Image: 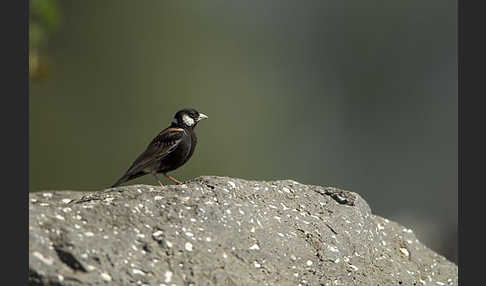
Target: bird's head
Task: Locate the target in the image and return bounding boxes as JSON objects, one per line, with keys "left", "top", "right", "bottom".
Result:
{"left": 171, "top": 108, "right": 208, "bottom": 129}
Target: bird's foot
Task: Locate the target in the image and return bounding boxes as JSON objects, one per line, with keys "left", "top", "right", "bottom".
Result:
{"left": 164, "top": 174, "right": 184, "bottom": 185}
{"left": 151, "top": 172, "right": 164, "bottom": 187}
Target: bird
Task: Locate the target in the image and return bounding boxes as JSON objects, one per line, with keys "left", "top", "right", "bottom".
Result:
{"left": 111, "top": 108, "right": 208, "bottom": 188}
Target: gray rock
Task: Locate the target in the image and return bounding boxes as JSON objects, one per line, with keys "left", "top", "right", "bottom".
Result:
{"left": 29, "top": 176, "right": 457, "bottom": 286}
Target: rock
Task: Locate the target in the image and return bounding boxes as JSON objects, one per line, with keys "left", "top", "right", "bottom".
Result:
{"left": 29, "top": 176, "right": 457, "bottom": 286}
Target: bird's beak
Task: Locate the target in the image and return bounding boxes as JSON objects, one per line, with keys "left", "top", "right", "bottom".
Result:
{"left": 197, "top": 113, "right": 208, "bottom": 121}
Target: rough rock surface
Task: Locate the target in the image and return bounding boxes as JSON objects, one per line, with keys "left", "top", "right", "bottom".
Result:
{"left": 29, "top": 176, "right": 457, "bottom": 286}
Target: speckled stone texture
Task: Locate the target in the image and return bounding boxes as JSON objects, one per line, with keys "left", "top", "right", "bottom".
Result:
{"left": 29, "top": 176, "right": 457, "bottom": 286}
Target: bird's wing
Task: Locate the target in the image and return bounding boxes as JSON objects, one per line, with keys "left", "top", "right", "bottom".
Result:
{"left": 124, "top": 128, "right": 187, "bottom": 175}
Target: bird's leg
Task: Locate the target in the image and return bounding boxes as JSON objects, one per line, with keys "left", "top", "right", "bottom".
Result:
{"left": 163, "top": 173, "right": 183, "bottom": 185}
{"left": 151, "top": 172, "right": 164, "bottom": 187}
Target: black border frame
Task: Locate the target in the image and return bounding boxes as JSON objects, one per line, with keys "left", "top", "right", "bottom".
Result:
{"left": 3, "top": 0, "right": 29, "bottom": 284}
{"left": 458, "top": 0, "right": 483, "bottom": 284}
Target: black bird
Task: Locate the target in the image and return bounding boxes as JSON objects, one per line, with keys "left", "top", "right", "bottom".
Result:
{"left": 111, "top": 108, "right": 208, "bottom": 188}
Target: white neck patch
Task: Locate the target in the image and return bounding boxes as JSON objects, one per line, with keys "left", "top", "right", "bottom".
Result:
{"left": 182, "top": 114, "right": 195, "bottom": 126}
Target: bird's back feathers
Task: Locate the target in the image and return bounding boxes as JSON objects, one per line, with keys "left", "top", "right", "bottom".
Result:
{"left": 111, "top": 128, "right": 188, "bottom": 187}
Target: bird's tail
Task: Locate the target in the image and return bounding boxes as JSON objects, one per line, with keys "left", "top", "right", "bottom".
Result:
{"left": 110, "top": 171, "right": 146, "bottom": 188}
{"left": 110, "top": 175, "right": 127, "bottom": 188}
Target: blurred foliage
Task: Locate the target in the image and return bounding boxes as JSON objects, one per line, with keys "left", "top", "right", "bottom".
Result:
{"left": 29, "top": 0, "right": 60, "bottom": 80}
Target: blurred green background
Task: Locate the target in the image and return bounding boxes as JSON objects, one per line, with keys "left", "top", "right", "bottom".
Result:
{"left": 29, "top": 0, "right": 457, "bottom": 263}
